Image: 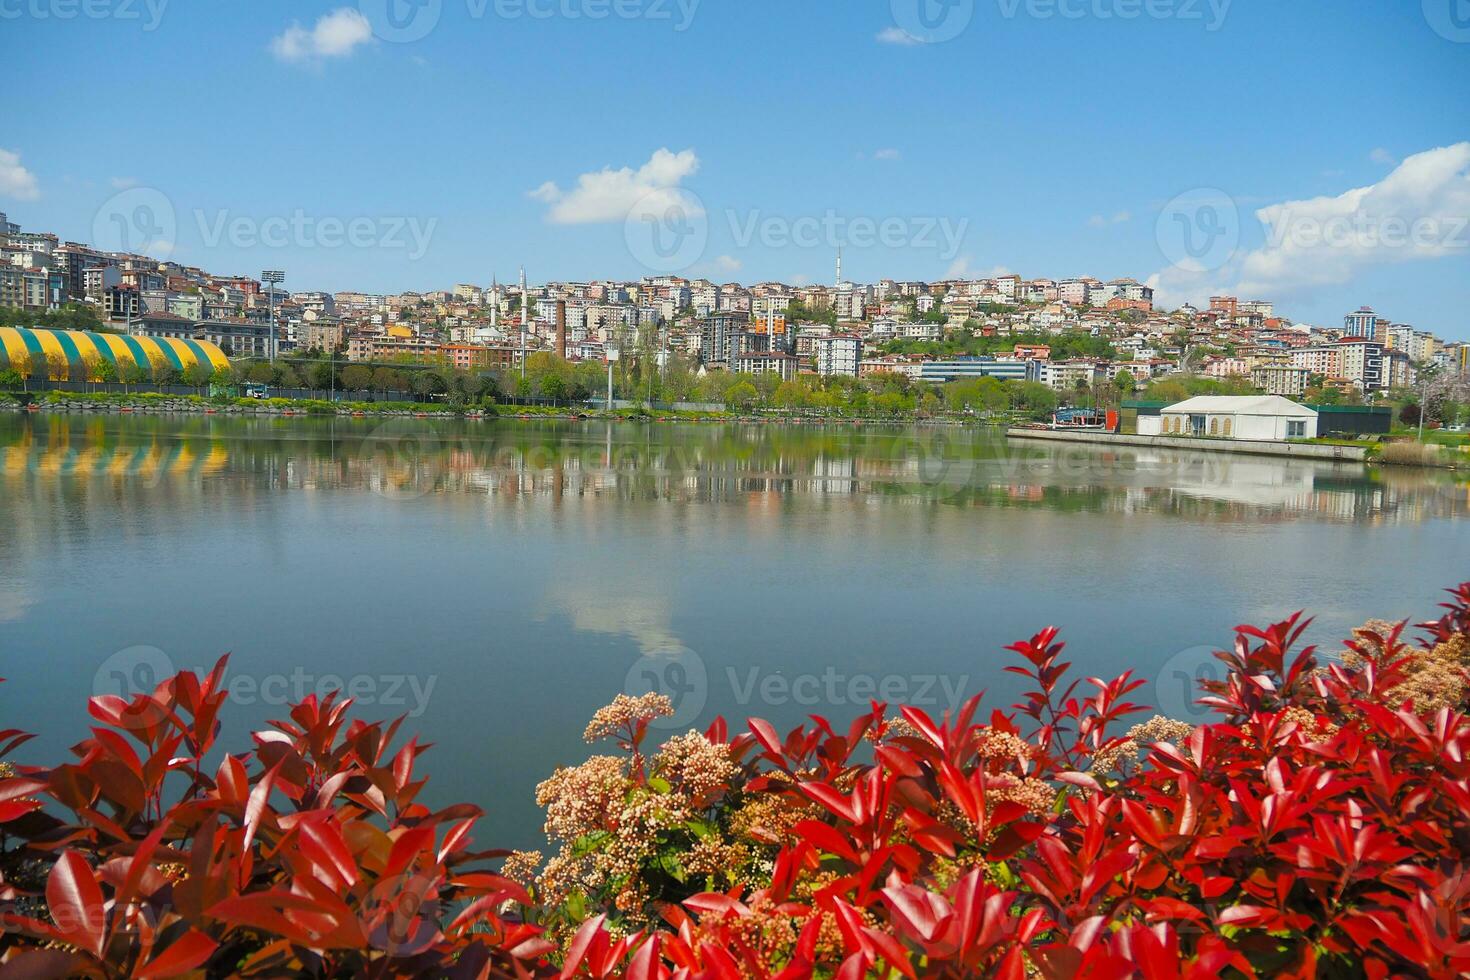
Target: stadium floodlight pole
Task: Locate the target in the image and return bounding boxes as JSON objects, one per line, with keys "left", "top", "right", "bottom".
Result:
{"left": 606, "top": 344, "right": 620, "bottom": 410}
{"left": 262, "top": 270, "right": 285, "bottom": 365}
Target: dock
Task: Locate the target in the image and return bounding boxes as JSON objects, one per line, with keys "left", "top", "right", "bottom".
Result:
{"left": 1005, "top": 427, "right": 1369, "bottom": 462}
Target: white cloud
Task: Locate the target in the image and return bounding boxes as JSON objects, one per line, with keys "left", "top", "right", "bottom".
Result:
{"left": 713, "top": 254, "right": 742, "bottom": 272}
{"left": 1369, "top": 147, "right": 1398, "bottom": 166}
{"left": 529, "top": 148, "right": 701, "bottom": 225}
{"left": 876, "top": 26, "right": 923, "bottom": 45}
{"left": 945, "top": 257, "right": 1012, "bottom": 279}
{"left": 1089, "top": 211, "right": 1131, "bottom": 228}
{"left": 1150, "top": 142, "right": 1470, "bottom": 307}
{"left": 110, "top": 176, "right": 139, "bottom": 190}
{"left": 527, "top": 181, "right": 560, "bottom": 203}
{"left": 0, "top": 149, "right": 39, "bottom": 200}
{"left": 270, "top": 8, "right": 373, "bottom": 63}
{"left": 873, "top": 148, "right": 902, "bottom": 161}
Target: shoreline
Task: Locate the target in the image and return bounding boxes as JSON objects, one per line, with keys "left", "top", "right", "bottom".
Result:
{"left": 1006, "top": 425, "right": 1466, "bottom": 470}
{"left": 0, "top": 392, "right": 986, "bottom": 427}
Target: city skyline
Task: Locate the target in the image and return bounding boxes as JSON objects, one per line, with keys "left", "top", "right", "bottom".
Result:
{"left": 2, "top": 1, "right": 1468, "bottom": 338}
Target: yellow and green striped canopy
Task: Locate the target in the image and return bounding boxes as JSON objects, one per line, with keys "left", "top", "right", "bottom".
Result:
{"left": 0, "top": 326, "right": 230, "bottom": 381}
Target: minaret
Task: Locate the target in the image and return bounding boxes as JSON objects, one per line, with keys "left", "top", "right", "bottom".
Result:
{"left": 835, "top": 247, "right": 842, "bottom": 287}
{"left": 518, "top": 266, "right": 528, "bottom": 378}
{"left": 490, "top": 275, "right": 499, "bottom": 327}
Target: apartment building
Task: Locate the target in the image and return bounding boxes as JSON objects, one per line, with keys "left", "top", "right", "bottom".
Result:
{"left": 1042, "top": 359, "right": 1105, "bottom": 390}
{"left": 1251, "top": 364, "right": 1310, "bottom": 397}
{"left": 916, "top": 357, "right": 1038, "bottom": 384}
{"left": 813, "top": 334, "right": 862, "bottom": 377}
{"left": 731, "top": 351, "right": 797, "bottom": 380}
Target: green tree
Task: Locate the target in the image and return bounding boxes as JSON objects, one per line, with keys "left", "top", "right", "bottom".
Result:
{"left": 725, "top": 380, "right": 758, "bottom": 411}
{"left": 308, "top": 361, "right": 337, "bottom": 390}
{"left": 1011, "top": 381, "right": 1058, "bottom": 416}
{"left": 119, "top": 360, "right": 148, "bottom": 390}
{"left": 1114, "top": 370, "right": 1137, "bottom": 394}
{"left": 340, "top": 365, "right": 373, "bottom": 391}
{"left": 183, "top": 361, "right": 213, "bottom": 389}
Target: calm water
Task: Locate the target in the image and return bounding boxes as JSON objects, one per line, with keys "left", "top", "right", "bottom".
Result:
{"left": 1, "top": 413, "right": 1466, "bottom": 845}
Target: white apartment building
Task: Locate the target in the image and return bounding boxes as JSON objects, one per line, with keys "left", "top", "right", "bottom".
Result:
{"left": 1251, "top": 364, "right": 1310, "bottom": 397}
{"left": 814, "top": 334, "right": 862, "bottom": 377}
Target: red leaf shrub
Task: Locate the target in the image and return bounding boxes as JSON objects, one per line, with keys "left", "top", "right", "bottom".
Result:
{"left": 2, "top": 585, "right": 1468, "bottom": 977}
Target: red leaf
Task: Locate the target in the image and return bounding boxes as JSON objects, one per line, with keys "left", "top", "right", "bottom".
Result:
{"left": 46, "top": 851, "right": 106, "bottom": 958}
{"left": 134, "top": 930, "right": 219, "bottom": 979}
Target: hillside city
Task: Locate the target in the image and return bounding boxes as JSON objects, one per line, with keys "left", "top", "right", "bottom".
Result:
{"left": 2, "top": 209, "right": 1466, "bottom": 415}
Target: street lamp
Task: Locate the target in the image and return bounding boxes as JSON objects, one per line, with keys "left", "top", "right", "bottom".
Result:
{"left": 261, "top": 270, "right": 285, "bottom": 364}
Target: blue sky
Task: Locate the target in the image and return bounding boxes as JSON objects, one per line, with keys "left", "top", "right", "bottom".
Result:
{"left": 3, "top": 0, "right": 1469, "bottom": 337}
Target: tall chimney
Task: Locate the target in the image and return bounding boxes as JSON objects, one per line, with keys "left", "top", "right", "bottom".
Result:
{"left": 555, "top": 300, "right": 567, "bottom": 359}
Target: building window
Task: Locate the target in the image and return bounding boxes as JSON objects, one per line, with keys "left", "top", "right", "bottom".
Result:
{"left": 1223, "top": 418, "right": 1232, "bottom": 437}
{"left": 1287, "top": 420, "right": 1306, "bottom": 438}
{"left": 1209, "top": 418, "right": 1219, "bottom": 436}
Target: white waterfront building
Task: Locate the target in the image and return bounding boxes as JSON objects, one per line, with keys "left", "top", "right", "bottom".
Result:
{"left": 1141, "top": 395, "right": 1318, "bottom": 441}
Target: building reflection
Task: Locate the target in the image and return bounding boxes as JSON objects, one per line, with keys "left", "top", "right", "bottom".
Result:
{"left": 1, "top": 414, "right": 1465, "bottom": 525}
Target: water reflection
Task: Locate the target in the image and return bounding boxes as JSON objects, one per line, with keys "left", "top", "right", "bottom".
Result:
{"left": 1, "top": 413, "right": 1465, "bottom": 523}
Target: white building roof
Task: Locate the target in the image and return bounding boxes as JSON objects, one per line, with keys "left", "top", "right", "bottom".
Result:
{"left": 1163, "top": 395, "right": 1317, "bottom": 417}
